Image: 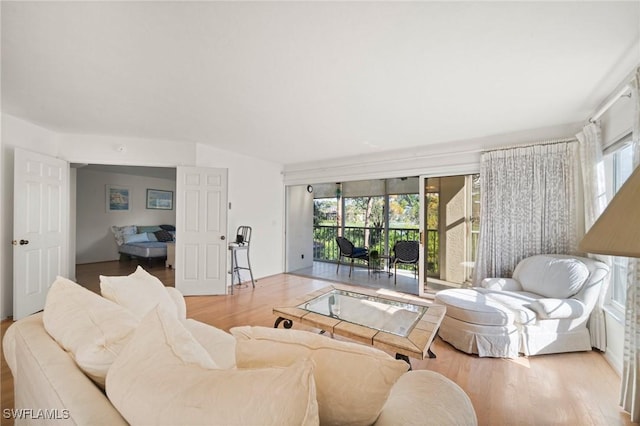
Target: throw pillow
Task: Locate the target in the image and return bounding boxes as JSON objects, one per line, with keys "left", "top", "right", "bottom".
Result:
{"left": 154, "top": 229, "right": 173, "bottom": 242}
{"left": 230, "top": 326, "right": 408, "bottom": 426}
{"left": 123, "top": 232, "right": 150, "bottom": 244}
{"left": 110, "top": 225, "right": 137, "bottom": 246}
{"left": 159, "top": 224, "right": 176, "bottom": 231}
{"left": 100, "top": 265, "right": 178, "bottom": 320}
{"left": 107, "top": 307, "right": 319, "bottom": 426}
{"left": 42, "top": 276, "right": 139, "bottom": 387}
{"left": 137, "top": 225, "right": 162, "bottom": 233}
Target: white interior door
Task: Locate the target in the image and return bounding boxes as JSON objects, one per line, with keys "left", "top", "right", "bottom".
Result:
{"left": 175, "top": 166, "right": 228, "bottom": 295}
{"left": 13, "top": 148, "right": 69, "bottom": 320}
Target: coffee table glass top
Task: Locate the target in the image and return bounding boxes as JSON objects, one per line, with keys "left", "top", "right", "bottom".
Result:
{"left": 297, "top": 289, "right": 428, "bottom": 337}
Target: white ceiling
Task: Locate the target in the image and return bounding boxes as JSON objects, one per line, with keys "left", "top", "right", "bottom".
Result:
{"left": 2, "top": 1, "right": 639, "bottom": 165}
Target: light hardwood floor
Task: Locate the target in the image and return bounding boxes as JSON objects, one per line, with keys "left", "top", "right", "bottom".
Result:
{"left": 1, "top": 260, "right": 635, "bottom": 426}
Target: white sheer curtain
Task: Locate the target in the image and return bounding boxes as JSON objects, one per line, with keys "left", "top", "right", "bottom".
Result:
{"left": 576, "top": 123, "right": 609, "bottom": 350}
{"left": 473, "top": 141, "right": 579, "bottom": 282}
{"left": 620, "top": 67, "right": 640, "bottom": 423}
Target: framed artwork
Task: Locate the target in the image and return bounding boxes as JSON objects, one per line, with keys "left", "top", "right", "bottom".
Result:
{"left": 106, "top": 185, "right": 131, "bottom": 212}
{"left": 146, "top": 189, "right": 173, "bottom": 210}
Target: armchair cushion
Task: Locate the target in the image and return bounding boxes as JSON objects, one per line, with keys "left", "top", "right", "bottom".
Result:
{"left": 107, "top": 308, "right": 319, "bottom": 426}
{"left": 231, "top": 325, "right": 408, "bottom": 426}
{"left": 352, "top": 247, "right": 368, "bottom": 258}
{"left": 480, "top": 278, "right": 522, "bottom": 291}
{"left": 514, "top": 255, "right": 590, "bottom": 299}
{"left": 528, "top": 298, "right": 586, "bottom": 320}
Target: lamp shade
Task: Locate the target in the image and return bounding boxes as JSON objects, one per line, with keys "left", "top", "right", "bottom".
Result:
{"left": 579, "top": 164, "right": 640, "bottom": 257}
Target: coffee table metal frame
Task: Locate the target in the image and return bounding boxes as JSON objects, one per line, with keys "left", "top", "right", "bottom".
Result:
{"left": 273, "top": 284, "right": 446, "bottom": 366}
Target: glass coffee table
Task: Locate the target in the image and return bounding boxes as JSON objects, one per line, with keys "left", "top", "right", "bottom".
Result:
{"left": 273, "top": 284, "right": 446, "bottom": 366}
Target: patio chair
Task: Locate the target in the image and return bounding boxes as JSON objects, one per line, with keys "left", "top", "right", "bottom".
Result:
{"left": 391, "top": 240, "right": 419, "bottom": 285}
{"left": 336, "top": 236, "right": 368, "bottom": 277}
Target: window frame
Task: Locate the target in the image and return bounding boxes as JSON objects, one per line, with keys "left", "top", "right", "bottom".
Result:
{"left": 602, "top": 133, "right": 634, "bottom": 321}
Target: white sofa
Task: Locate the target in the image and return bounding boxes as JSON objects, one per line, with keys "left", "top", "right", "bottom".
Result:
{"left": 3, "top": 267, "right": 477, "bottom": 426}
{"left": 435, "top": 254, "right": 609, "bottom": 358}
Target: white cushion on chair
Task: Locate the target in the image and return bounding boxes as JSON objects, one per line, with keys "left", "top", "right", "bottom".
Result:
{"left": 435, "top": 289, "right": 514, "bottom": 326}
{"left": 528, "top": 298, "right": 587, "bottom": 319}
{"left": 514, "top": 255, "right": 589, "bottom": 298}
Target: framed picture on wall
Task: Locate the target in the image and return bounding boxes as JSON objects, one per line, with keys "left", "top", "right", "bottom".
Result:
{"left": 146, "top": 189, "right": 173, "bottom": 210}
{"left": 106, "top": 185, "right": 131, "bottom": 212}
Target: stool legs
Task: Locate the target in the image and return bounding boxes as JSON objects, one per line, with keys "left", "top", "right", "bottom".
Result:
{"left": 229, "top": 246, "right": 255, "bottom": 295}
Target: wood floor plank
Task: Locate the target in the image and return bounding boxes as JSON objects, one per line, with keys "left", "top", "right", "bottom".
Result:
{"left": 1, "top": 261, "right": 635, "bottom": 426}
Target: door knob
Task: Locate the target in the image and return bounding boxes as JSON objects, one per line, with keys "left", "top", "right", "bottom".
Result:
{"left": 20, "top": 239, "right": 29, "bottom": 245}
{"left": 220, "top": 236, "right": 226, "bottom": 240}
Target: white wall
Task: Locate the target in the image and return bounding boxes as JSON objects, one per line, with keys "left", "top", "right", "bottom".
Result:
{"left": 195, "top": 144, "right": 285, "bottom": 283}
{"left": 285, "top": 185, "right": 314, "bottom": 272}
{"left": 75, "top": 167, "right": 177, "bottom": 264}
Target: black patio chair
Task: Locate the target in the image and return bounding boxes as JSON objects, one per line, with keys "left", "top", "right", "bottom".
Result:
{"left": 335, "top": 236, "right": 368, "bottom": 277}
{"left": 391, "top": 240, "right": 419, "bottom": 285}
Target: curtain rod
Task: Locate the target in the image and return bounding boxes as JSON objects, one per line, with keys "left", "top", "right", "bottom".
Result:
{"left": 589, "top": 84, "right": 632, "bottom": 123}
{"left": 481, "top": 137, "right": 577, "bottom": 154}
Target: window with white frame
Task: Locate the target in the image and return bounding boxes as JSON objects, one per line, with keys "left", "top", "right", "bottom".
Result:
{"left": 604, "top": 135, "right": 634, "bottom": 310}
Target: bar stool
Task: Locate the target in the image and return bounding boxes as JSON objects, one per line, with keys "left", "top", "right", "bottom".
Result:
{"left": 229, "top": 226, "right": 255, "bottom": 295}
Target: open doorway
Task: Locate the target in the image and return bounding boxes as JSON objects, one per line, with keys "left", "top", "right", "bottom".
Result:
{"left": 422, "top": 174, "right": 480, "bottom": 292}
{"left": 71, "top": 164, "right": 177, "bottom": 291}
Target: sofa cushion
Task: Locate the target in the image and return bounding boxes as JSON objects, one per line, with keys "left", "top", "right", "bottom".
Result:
{"left": 514, "top": 255, "right": 589, "bottom": 299}
{"left": 230, "top": 325, "right": 408, "bottom": 426}
{"left": 184, "top": 319, "right": 237, "bottom": 369}
{"left": 528, "top": 298, "right": 587, "bottom": 320}
{"left": 100, "top": 265, "right": 178, "bottom": 320}
{"left": 42, "top": 276, "right": 139, "bottom": 387}
{"left": 107, "top": 308, "right": 319, "bottom": 426}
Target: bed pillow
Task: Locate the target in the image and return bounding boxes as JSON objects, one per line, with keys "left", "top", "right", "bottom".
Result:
{"left": 154, "top": 229, "right": 173, "bottom": 242}
{"left": 100, "top": 265, "right": 178, "bottom": 320}
{"left": 137, "top": 225, "right": 162, "bottom": 233}
{"left": 231, "top": 325, "right": 408, "bottom": 426}
{"left": 107, "top": 307, "right": 319, "bottom": 426}
{"left": 42, "top": 276, "right": 139, "bottom": 387}
{"left": 124, "top": 232, "right": 150, "bottom": 244}
{"left": 110, "top": 225, "right": 137, "bottom": 246}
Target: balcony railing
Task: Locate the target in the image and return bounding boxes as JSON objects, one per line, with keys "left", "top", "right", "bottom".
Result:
{"left": 313, "top": 225, "right": 439, "bottom": 275}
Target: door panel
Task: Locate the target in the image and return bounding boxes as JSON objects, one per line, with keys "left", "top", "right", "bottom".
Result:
{"left": 14, "top": 148, "right": 68, "bottom": 320}
{"left": 175, "top": 167, "right": 228, "bottom": 295}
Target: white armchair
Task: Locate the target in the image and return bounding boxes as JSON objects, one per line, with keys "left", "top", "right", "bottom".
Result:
{"left": 435, "top": 254, "right": 609, "bottom": 357}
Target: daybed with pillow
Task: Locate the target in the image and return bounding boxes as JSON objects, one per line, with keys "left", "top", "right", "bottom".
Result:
{"left": 111, "top": 224, "right": 175, "bottom": 262}
{"left": 435, "top": 254, "right": 609, "bottom": 358}
{"left": 3, "top": 267, "right": 478, "bottom": 426}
